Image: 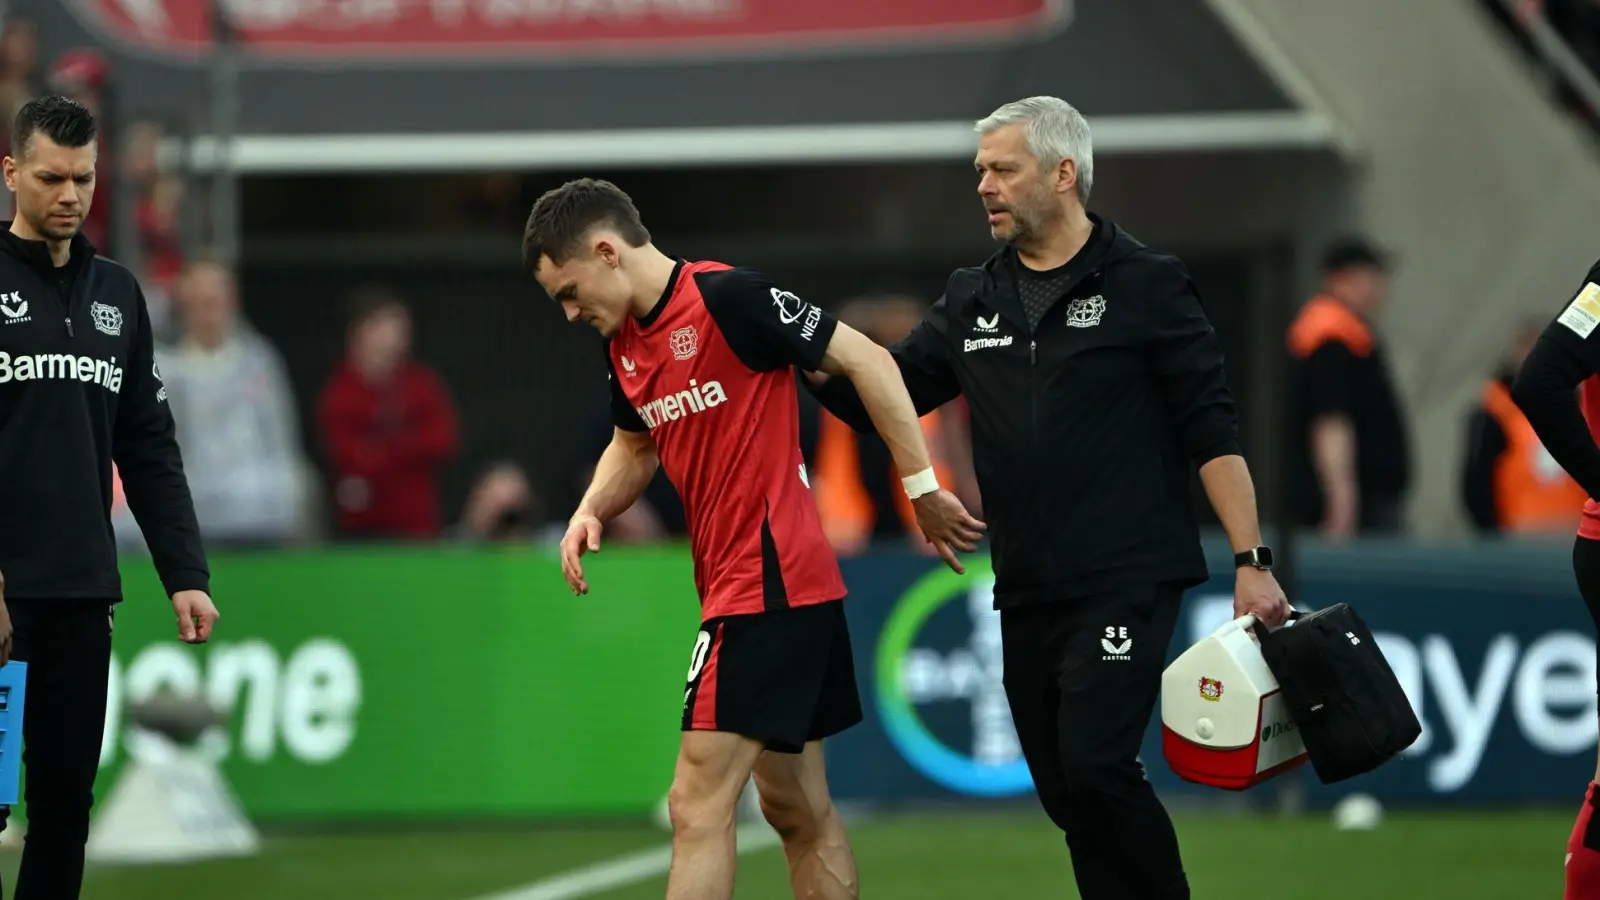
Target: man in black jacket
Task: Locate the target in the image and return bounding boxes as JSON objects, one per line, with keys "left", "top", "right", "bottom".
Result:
{"left": 806, "top": 96, "right": 1287, "bottom": 899}
{"left": 0, "top": 96, "right": 218, "bottom": 900}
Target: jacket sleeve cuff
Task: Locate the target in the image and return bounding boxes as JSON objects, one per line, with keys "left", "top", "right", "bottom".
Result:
{"left": 160, "top": 568, "right": 211, "bottom": 597}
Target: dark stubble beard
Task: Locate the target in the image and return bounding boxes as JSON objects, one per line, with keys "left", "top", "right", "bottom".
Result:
{"left": 999, "top": 178, "right": 1062, "bottom": 256}
{"left": 26, "top": 208, "right": 80, "bottom": 243}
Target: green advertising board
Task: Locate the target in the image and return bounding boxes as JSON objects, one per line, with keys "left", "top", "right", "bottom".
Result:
{"left": 89, "top": 546, "right": 704, "bottom": 822}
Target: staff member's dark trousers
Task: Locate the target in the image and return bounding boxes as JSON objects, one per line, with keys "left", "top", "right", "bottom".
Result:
{"left": 0, "top": 599, "right": 115, "bottom": 900}
{"left": 1001, "top": 582, "right": 1189, "bottom": 900}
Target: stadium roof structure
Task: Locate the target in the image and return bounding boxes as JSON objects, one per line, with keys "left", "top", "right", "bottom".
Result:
{"left": 35, "top": 0, "right": 1350, "bottom": 173}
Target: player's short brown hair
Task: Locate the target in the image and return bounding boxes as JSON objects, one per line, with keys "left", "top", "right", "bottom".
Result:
{"left": 522, "top": 178, "right": 651, "bottom": 273}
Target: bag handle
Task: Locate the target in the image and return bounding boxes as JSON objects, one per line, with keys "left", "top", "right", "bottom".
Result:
{"left": 1249, "top": 608, "right": 1304, "bottom": 643}
{"left": 1208, "top": 609, "right": 1304, "bottom": 643}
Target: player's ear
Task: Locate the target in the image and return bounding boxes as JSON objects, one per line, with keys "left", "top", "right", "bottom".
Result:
{"left": 2, "top": 156, "right": 16, "bottom": 192}
{"left": 594, "top": 237, "right": 620, "bottom": 269}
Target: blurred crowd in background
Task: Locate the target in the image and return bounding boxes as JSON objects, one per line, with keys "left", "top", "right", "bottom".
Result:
{"left": 1488, "top": 0, "right": 1600, "bottom": 127}
{"left": 0, "top": 6, "right": 1589, "bottom": 558}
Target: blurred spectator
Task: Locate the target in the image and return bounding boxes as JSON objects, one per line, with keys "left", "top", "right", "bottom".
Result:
{"left": 811, "top": 294, "right": 979, "bottom": 555}
{"left": 1286, "top": 237, "right": 1412, "bottom": 537}
{"left": 156, "top": 259, "right": 313, "bottom": 546}
{"left": 127, "top": 122, "right": 184, "bottom": 281}
{"left": 451, "top": 460, "right": 562, "bottom": 545}
{"left": 1461, "top": 320, "right": 1587, "bottom": 533}
{"left": 0, "top": 19, "right": 39, "bottom": 150}
{"left": 318, "top": 287, "right": 461, "bottom": 540}
{"left": 0, "top": 17, "right": 37, "bottom": 221}
{"left": 125, "top": 120, "right": 185, "bottom": 340}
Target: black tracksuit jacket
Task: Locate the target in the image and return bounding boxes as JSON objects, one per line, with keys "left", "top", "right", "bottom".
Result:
{"left": 0, "top": 227, "right": 208, "bottom": 600}
{"left": 808, "top": 215, "right": 1241, "bottom": 608}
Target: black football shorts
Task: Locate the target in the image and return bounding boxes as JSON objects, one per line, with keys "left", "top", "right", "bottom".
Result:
{"left": 681, "top": 598, "right": 862, "bottom": 753}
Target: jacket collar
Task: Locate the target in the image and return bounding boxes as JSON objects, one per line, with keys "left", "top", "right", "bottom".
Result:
{"left": 0, "top": 221, "right": 96, "bottom": 277}
{"left": 971, "top": 212, "right": 1131, "bottom": 334}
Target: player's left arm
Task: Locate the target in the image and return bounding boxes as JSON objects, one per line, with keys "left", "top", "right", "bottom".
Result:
{"left": 1143, "top": 255, "right": 1285, "bottom": 625}
{"left": 112, "top": 283, "right": 217, "bottom": 643}
{"left": 699, "top": 269, "right": 984, "bottom": 571}
{"left": 1512, "top": 263, "right": 1600, "bottom": 500}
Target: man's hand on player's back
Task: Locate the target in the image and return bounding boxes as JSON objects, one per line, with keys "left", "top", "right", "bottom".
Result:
{"left": 911, "top": 490, "right": 986, "bottom": 574}
{"left": 562, "top": 513, "right": 604, "bottom": 595}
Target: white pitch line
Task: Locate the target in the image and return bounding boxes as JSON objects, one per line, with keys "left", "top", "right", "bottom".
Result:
{"left": 469, "top": 824, "right": 783, "bottom": 900}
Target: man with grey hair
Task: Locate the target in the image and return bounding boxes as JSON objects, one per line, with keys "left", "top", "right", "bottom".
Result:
{"left": 806, "top": 96, "right": 1287, "bottom": 898}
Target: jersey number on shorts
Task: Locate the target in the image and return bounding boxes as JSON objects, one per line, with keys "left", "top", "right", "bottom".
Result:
{"left": 687, "top": 629, "right": 713, "bottom": 682}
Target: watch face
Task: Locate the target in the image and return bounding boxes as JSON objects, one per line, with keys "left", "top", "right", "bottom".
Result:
{"left": 1238, "top": 547, "right": 1273, "bottom": 568}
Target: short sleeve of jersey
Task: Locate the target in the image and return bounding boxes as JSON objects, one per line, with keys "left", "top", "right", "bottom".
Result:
{"left": 606, "top": 354, "right": 648, "bottom": 432}
{"left": 695, "top": 268, "right": 840, "bottom": 372}
{"left": 1543, "top": 260, "right": 1600, "bottom": 372}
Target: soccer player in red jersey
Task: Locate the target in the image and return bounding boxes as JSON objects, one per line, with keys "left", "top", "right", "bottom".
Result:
{"left": 523, "top": 179, "right": 984, "bottom": 900}
{"left": 1512, "top": 257, "right": 1600, "bottom": 900}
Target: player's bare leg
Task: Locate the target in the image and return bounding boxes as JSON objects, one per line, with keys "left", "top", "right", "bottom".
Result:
{"left": 666, "top": 731, "right": 766, "bottom": 900}
{"left": 753, "top": 740, "right": 859, "bottom": 900}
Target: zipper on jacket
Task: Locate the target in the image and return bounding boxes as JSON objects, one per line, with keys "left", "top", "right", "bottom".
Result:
{"left": 1029, "top": 337, "right": 1045, "bottom": 585}
{"left": 55, "top": 271, "right": 75, "bottom": 338}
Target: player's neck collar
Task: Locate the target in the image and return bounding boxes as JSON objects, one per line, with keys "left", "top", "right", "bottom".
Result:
{"left": 636, "top": 256, "right": 686, "bottom": 330}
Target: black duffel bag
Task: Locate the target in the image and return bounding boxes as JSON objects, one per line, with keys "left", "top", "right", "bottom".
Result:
{"left": 1253, "top": 603, "right": 1421, "bottom": 785}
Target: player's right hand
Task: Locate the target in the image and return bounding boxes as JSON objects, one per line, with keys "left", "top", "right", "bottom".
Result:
{"left": 561, "top": 513, "right": 604, "bottom": 595}
{"left": 911, "top": 490, "right": 986, "bottom": 575}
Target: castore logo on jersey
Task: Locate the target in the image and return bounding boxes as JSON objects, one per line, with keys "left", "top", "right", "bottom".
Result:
{"left": 0, "top": 291, "right": 28, "bottom": 324}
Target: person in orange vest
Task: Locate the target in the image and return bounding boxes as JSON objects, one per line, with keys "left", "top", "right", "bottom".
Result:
{"left": 1285, "top": 237, "right": 1412, "bottom": 536}
{"left": 1462, "top": 321, "right": 1588, "bottom": 533}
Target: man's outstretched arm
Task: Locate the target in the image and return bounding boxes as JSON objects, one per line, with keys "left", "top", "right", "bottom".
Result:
{"left": 802, "top": 294, "right": 963, "bottom": 433}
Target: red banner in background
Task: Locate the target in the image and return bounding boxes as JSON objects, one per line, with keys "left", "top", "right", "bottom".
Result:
{"left": 72, "top": 0, "right": 1067, "bottom": 58}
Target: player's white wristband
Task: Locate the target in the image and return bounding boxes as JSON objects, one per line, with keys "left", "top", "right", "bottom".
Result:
{"left": 902, "top": 467, "right": 940, "bottom": 500}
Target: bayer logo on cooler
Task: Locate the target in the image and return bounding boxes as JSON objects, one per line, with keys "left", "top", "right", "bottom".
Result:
{"left": 877, "top": 563, "right": 1034, "bottom": 797}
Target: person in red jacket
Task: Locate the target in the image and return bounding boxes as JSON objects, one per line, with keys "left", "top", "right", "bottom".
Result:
{"left": 317, "top": 288, "right": 460, "bottom": 539}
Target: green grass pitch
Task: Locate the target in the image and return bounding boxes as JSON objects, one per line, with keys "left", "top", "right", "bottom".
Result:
{"left": 13, "top": 808, "right": 1570, "bottom": 899}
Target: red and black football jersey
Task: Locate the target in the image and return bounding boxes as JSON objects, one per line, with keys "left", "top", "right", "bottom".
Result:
{"left": 607, "top": 259, "right": 847, "bottom": 619}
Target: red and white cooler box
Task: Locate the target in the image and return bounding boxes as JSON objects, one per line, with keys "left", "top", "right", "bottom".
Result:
{"left": 1161, "top": 614, "right": 1309, "bottom": 790}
